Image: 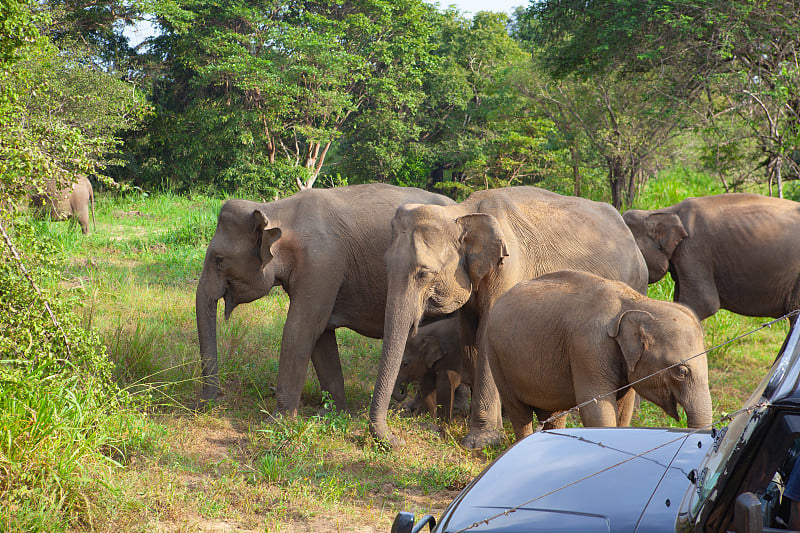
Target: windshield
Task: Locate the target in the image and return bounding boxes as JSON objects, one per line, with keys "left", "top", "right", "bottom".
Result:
{"left": 684, "top": 319, "right": 800, "bottom": 519}
{"left": 686, "top": 393, "right": 769, "bottom": 516}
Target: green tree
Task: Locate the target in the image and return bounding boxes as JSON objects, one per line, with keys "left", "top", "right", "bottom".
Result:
{"left": 519, "top": 1, "right": 707, "bottom": 208}
{"left": 128, "top": 0, "right": 438, "bottom": 194}
{"left": 528, "top": 0, "right": 800, "bottom": 198}
{"left": 407, "top": 10, "right": 567, "bottom": 197}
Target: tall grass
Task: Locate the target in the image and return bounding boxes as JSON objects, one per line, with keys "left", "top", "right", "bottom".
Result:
{"left": 0, "top": 220, "right": 154, "bottom": 531}
{"left": 635, "top": 168, "right": 725, "bottom": 208}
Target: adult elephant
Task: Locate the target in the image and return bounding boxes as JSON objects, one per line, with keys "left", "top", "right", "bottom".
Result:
{"left": 622, "top": 193, "right": 800, "bottom": 321}
{"left": 31, "top": 176, "right": 95, "bottom": 234}
{"left": 369, "top": 186, "right": 649, "bottom": 448}
{"left": 196, "top": 184, "right": 454, "bottom": 414}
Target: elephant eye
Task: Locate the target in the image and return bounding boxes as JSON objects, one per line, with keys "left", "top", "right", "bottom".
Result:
{"left": 673, "top": 364, "right": 690, "bottom": 380}
{"left": 415, "top": 268, "right": 434, "bottom": 281}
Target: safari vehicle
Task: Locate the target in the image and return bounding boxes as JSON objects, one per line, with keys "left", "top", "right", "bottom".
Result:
{"left": 393, "top": 314, "right": 800, "bottom": 533}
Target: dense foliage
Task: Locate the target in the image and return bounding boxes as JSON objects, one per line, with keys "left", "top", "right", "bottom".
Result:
{"left": 0, "top": 2, "right": 146, "bottom": 529}
{"left": 100, "top": 0, "right": 798, "bottom": 203}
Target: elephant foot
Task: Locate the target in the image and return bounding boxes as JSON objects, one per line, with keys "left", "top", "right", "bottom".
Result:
{"left": 461, "top": 428, "right": 502, "bottom": 450}
{"left": 369, "top": 422, "right": 406, "bottom": 448}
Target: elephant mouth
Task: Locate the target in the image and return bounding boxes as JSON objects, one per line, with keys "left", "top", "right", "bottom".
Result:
{"left": 223, "top": 290, "right": 237, "bottom": 320}
{"left": 664, "top": 395, "right": 680, "bottom": 422}
{"left": 427, "top": 289, "right": 471, "bottom": 316}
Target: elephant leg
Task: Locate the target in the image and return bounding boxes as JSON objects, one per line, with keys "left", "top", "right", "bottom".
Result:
{"left": 76, "top": 206, "right": 90, "bottom": 234}
{"left": 452, "top": 383, "right": 471, "bottom": 416}
{"left": 462, "top": 327, "right": 503, "bottom": 449}
{"left": 275, "top": 288, "right": 338, "bottom": 417}
{"left": 71, "top": 194, "right": 90, "bottom": 234}
{"left": 419, "top": 373, "right": 438, "bottom": 419}
{"left": 786, "top": 278, "right": 800, "bottom": 326}
{"left": 616, "top": 388, "right": 637, "bottom": 427}
{"left": 503, "top": 399, "right": 534, "bottom": 441}
{"left": 309, "top": 329, "right": 346, "bottom": 412}
{"left": 672, "top": 259, "right": 720, "bottom": 320}
{"left": 534, "top": 408, "right": 567, "bottom": 430}
{"left": 436, "top": 370, "right": 461, "bottom": 423}
{"left": 578, "top": 396, "right": 619, "bottom": 427}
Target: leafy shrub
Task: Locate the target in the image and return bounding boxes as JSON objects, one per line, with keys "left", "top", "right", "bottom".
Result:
{"left": 0, "top": 221, "right": 143, "bottom": 531}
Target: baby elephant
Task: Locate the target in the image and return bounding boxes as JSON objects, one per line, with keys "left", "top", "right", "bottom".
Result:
{"left": 31, "top": 176, "right": 95, "bottom": 234}
{"left": 484, "top": 270, "right": 712, "bottom": 441}
{"left": 392, "top": 317, "right": 470, "bottom": 422}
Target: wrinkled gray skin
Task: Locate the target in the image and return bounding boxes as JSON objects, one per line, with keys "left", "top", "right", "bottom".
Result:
{"left": 486, "top": 270, "right": 713, "bottom": 442}
{"left": 370, "top": 186, "right": 649, "bottom": 448}
{"left": 623, "top": 193, "right": 800, "bottom": 322}
{"left": 196, "top": 184, "right": 454, "bottom": 413}
{"left": 392, "top": 316, "right": 470, "bottom": 422}
{"left": 31, "top": 176, "right": 95, "bottom": 234}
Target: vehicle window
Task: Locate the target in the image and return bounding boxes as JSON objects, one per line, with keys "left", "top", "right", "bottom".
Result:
{"left": 705, "top": 414, "right": 800, "bottom": 532}
{"left": 689, "top": 397, "right": 771, "bottom": 516}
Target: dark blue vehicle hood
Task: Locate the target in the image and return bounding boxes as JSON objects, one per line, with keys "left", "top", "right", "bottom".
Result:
{"left": 434, "top": 427, "right": 713, "bottom": 533}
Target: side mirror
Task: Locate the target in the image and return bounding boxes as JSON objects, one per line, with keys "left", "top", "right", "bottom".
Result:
{"left": 391, "top": 512, "right": 436, "bottom": 533}
{"left": 734, "top": 492, "right": 763, "bottom": 533}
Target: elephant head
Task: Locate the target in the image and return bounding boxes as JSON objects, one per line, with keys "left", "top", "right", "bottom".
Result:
{"left": 196, "top": 200, "right": 282, "bottom": 401}
{"left": 392, "top": 335, "right": 445, "bottom": 402}
{"left": 608, "top": 307, "right": 712, "bottom": 428}
{"left": 622, "top": 210, "right": 688, "bottom": 284}
{"left": 370, "top": 204, "right": 508, "bottom": 444}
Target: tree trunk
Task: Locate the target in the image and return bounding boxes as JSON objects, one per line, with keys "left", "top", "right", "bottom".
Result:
{"left": 571, "top": 145, "right": 581, "bottom": 197}
{"left": 607, "top": 157, "right": 624, "bottom": 210}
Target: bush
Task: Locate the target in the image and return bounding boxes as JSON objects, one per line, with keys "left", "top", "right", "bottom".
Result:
{"left": 0, "top": 221, "right": 143, "bottom": 531}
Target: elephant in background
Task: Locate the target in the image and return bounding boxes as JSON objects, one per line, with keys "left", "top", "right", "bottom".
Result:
{"left": 31, "top": 176, "right": 95, "bottom": 234}
{"left": 485, "top": 270, "right": 712, "bottom": 442}
{"left": 196, "top": 183, "right": 454, "bottom": 414}
{"left": 370, "top": 186, "right": 648, "bottom": 449}
{"left": 392, "top": 316, "right": 471, "bottom": 422}
{"left": 623, "top": 193, "right": 800, "bottom": 321}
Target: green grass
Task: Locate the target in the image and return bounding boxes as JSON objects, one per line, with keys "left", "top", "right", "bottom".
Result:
{"left": 16, "top": 180, "right": 792, "bottom": 531}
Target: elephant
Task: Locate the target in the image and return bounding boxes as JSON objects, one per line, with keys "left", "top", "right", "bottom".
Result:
{"left": 369, "top": 186, "right": 649, "bottom": 448}
{"left": 623, "top": 193, "right": 800, "bottom": 321}
{"left": 196, "top": 183, "right": 454, "bottom": 414}
{"left": 392, "top": 316, "right": 471, "bottom": 422}
{"left": 31, "top": 176, "right": 95, "bottom": 234}
{"left": 485, "top": 270, "right": 713, "bottom": 441}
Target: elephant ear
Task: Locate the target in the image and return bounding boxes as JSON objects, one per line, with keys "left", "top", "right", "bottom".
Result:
{"left": 251, "top": 209, "right": 282, "bottom": 265}
{"left": 456, "top": 213, "right": 509, "bottom": 286}
{"left": 645, "top": 212, "right": 687, "bottom": 259}
{"left": 608, "top": 310, "right": 656, "bottom": 375}
{"left": 421, "top": 337, "right": 445, "bottom": 369}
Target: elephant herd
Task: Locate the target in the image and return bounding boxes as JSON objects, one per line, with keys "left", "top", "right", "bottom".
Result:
{"left": 195, "top": 183, "right": 800, "bottom": 449}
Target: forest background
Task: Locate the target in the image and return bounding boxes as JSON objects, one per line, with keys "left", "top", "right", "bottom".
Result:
{"left": 1, "top": 0, "right": 799, "bottom": 531}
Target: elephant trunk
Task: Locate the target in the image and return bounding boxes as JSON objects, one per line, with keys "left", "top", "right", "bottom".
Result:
{"left": 684, "top": 386, "right": 713, "bottom": 429}
{"left": 392, "top": 381, "right": 409, "bottom": 402}
{"left": 370, "top": 287, "right": 423, "bottom": 446}
{"left": 196, "top": 266, "right": 225, "bottom": 402}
